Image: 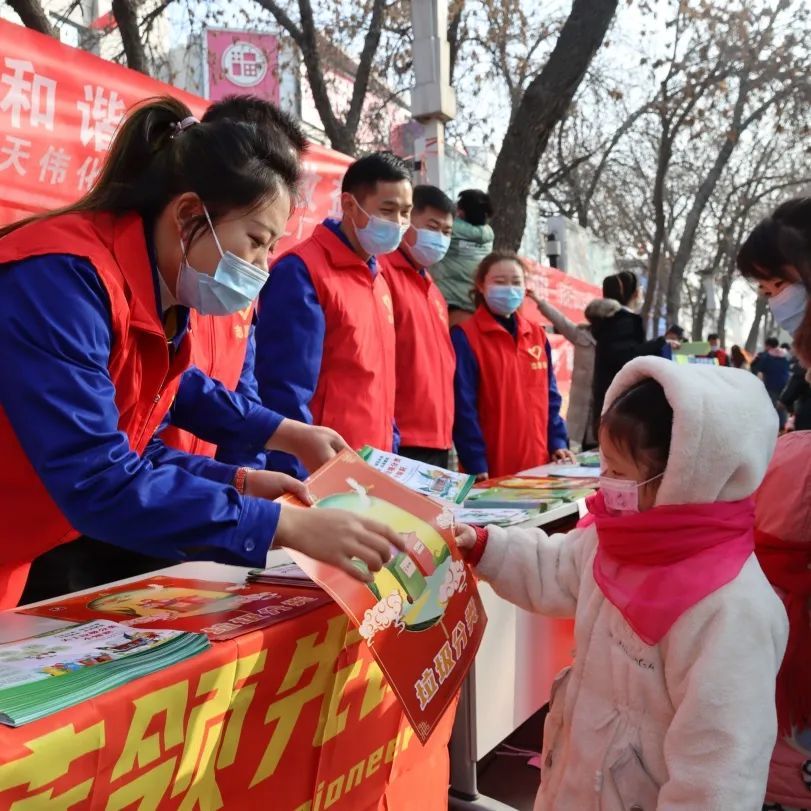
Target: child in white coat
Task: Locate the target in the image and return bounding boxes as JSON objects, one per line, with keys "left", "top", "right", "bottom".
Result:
{"left": 457, "top": 356, "right": 789, "bottom": 811}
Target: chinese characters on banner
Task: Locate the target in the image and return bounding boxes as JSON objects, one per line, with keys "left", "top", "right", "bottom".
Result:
{"left": 206, "top": 29, "right": 280, "bottom": 104}
{"left": 0, "top": 19, "right": 205, "bottom": 224}
{"left": 0, "top": 18, "right": 351, "bottom": 240}
{"left": 284, "top": 450, "right": 487, "bottom": 744}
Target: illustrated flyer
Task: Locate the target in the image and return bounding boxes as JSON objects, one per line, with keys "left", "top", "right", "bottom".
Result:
{"left": 21, "top": 577, "right": 332, "bottom": 642}
{"left": 283, "top": 450, "right": 487, "bottom": 743}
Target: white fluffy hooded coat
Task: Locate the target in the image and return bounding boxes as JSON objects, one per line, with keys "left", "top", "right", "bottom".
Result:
{"left": 477, "top": 357, "right": 789, "bottom": 811}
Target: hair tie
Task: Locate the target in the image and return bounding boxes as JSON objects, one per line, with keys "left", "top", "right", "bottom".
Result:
{"left": 171, "top": 116, "right": 199, "bottom": 138}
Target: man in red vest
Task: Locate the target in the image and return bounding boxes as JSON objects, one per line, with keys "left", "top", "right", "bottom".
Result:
{"left": 379, "top": 185, "right": 455, "bottom": 468}
{"left": 255, "top": 152, "right": 413, "bottom": 477}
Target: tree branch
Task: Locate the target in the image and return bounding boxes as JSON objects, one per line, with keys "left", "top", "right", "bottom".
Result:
{"left": 6, "top": 0, "right": 55, "bottom": 36}
{"left": 344, "top": 0, "right": 387, "bottom": 141}
{"left": 488, "top": 0, "right": 619, "bottom": 250}
{"left": 112, "top": 0, "right": 149, "bottom": 74}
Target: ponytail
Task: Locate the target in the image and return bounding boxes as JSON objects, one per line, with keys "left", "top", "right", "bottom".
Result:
{"left": 0, "top": 95, "right": 302, "bottom": 238}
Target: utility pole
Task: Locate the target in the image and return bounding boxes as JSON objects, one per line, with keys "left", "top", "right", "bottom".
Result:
{"left": 410, "top": 0, "right": 456, "bottom": 188}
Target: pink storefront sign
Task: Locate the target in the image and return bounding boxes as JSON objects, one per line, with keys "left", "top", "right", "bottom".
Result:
{"left": 206, "top": 29, "right": 280, "bottom": 103}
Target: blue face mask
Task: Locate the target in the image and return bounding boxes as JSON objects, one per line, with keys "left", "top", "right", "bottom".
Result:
{"left": 353, "top": 199, "right": 408, "bottom": 256}
{"left": 768, "top": 283, "right": 808, "bottom": 335}
{"left": 408, "top": 228, "right": 451, "bottom": 267}
{"left": 485, "top": 285, "right": 525, "bottom": 316}
{"left": 176, "top": 207, "right": 268, "bottom": 316}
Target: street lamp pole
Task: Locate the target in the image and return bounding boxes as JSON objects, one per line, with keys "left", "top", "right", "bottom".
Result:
{"left": 410, "top": 0, "right": 456, "bottom": 188}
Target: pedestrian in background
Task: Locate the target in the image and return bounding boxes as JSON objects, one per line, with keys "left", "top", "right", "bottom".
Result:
{"left": 431, "top": 189, "right": 494, "bottom": 328}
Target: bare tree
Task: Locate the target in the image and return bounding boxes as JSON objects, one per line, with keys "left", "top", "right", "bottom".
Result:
{"left": 487, "top": 0, "right": 619, "bottom": 250}
{"left": 663, "top": 1, "right": 811, "bottom": 322}
{"left": 254, "top": 0, "right": 388, "bottom": 156}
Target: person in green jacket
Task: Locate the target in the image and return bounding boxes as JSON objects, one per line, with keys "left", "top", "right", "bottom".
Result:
{"left": 430, "top": 189, "right": 494, "bottom": 327}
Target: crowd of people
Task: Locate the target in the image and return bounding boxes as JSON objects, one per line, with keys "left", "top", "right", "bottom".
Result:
{"left": 0, "top": 94, "right": 810, "bottom": 811}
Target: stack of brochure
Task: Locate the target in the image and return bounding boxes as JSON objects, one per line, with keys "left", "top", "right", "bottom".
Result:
{"left": 0, "top": 620, "right": 209, "bottom": 727}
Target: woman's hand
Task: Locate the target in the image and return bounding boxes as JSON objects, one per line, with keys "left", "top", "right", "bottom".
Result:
{"left": 454, "top": 523, "right": 477, "bottom": 550}
{"left": 244, "top": 470, "right": 313, "bottom": 505}
{"left": 274, "top": 505, "right": 406, "bottom": 583}
{"left": 474, "top": 471, "right": 490, "bottom": 483}
{"left": 552, "top": 448, "right": 577, "bottom": 464}
{"left": 267, "top": 419, "right": 350, "bottom": 473}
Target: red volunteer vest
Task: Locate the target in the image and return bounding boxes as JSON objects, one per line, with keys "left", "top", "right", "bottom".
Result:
{"left": 280, "top": 224, "right": 396, "bottom": 451}
{"left": 0, "top": 212, "right": 191, "bottom": 608}
{"left": 461, "top": 306, "right": 550, "bottom": 477}
{"left": 379, "top": 248, "right": 455, "bottom": 449}
{"left": 160, "top": 306, "right": 254, "bottom": 457}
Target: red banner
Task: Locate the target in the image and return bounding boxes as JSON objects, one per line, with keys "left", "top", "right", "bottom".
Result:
{"left": 0, "top": 18, "right": 351, "bottom": 238}
{"left": 524, "top": 257, "right": 601, "bottom": 326}
{"left": 0, "top": 602, "right": 453, "bottom": 809}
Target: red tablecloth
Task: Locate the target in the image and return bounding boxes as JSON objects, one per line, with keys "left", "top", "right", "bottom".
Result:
{"left": 0, "top": 602, "right": 454, "bottom": 809}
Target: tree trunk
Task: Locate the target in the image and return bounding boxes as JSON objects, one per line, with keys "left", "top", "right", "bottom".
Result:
{"left": 745, "top": 296, "right": 767, "bottom": 355}
{"left": 7, "top": 0, "right": 55, "bottom": 37}
{"left": 447, "top": 0, "right": 465, "bottom": 84}
{"left": 717, "top": 270, "right": 733, "bottom": 346}
{"left": 488, "top": 0, "right": 619, "bottom": 250}
{"left": 112, "top": 0, "right": 149, "bottom": 74}
{"left": 691, "top": 288, "right": 707, "bottom": 342}
{"left": 664, "top": 129, "right": 741, "bottom": 323}
{"left": 641, "top": 129, "right": 672, "bottom": 327}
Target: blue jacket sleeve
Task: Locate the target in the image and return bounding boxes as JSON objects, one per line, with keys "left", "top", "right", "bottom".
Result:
{"left": 0, "top": 255, "right": 279, "bottom": 566}
{"left": 171, "top": 364, "right": 283, "bottom": 458}
{"left": 215, "top": 324, "right": 268, "bottom": 467}
{"left": 545, "top": 339, "right": 570, "bottom": 453}
{"left": 145, "top": 416, "right": 238, "bottom": 485}
{"left": 451, "top": 327, "right": 488, "bottom": 475}
{"left": 255, "top": 254, "right": 326, "bottom": 478}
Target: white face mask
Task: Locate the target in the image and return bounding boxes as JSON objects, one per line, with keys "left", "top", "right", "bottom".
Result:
{"left": 408, "top": 228, "right": 451, "bottom": 267}
{"left": 176, "top": 206, "right": 268, "bottom": 315}
{"left": 599, "top": 472, "right": 664, "bottom": 513}
{"left": 352, "top": 198, "right": 408, "bottom": 256}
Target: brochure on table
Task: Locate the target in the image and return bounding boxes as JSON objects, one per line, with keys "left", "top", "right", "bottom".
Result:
{"left": 21, "top": 576, "right": 332, "bottom": 641}
{"left": 359, "top": 446, "right": 475, "bottom": 504}
{"left": 282, "top": 450, "right": 487, "bottom": 744}
{"left": 0, "top": 620, "right": 208, "bottom": 726}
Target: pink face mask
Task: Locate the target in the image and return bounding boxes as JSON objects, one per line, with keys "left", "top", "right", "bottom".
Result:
{"left": 598, "top": 472, "right": 664, "bottom": 513}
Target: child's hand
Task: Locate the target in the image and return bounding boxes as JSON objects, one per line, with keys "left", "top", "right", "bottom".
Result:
{"left": 474, "top": 471, "right": 489, "bottom": 483}
{"left": 454, "top": 523, "right": 477, "bottom": 550}
{"left": 552, "top": 448, "right": 577, "bottom": 464}
{"left": 275, "top": 505, "right": 406, "bottom": 582}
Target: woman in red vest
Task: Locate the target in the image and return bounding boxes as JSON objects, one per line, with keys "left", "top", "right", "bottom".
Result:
{"left": 0, "top": 96, "right": 402, "bottom": 609}
{"left": 452, "top": 252, "right": 576, "bottom": 479}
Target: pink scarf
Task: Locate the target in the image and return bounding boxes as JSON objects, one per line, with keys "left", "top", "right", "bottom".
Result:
{"left": 582, "top": 492, "right": 756, "bottom": 645}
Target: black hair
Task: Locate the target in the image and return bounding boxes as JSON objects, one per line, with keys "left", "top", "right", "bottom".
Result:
{"left": 737, "top": 198, "right": 811, "bottom": 284}
{"left": 766, "top": 336, "right": 780, "bottom": 349}
{"left": 666, "top": 324, "right": 685, "bottom": 339}
{"left": 341, "top": 151, "right": 411, "bottom": 199}
{"left": 0, "top": 95, "right": 301, "bottom": 242}
{"left": 602, "top": 270, "right": 639, "bottom": 307}
{"left": 600, "top": 378, "right": 673, "bottom": 478}
{"left": 781, "top": 342, "right": 792, "bottom": 351}
{"left": 413, "top": 185, "right": 454, "bottom": 216}
{"left": 737, "top": 197, "right": 811, "bottom": 367}
{"left": 707, "top": 333, "right": 720, "bottom": 342}
{"left": 201, "top": 94, "right": 308, "bottom": 155}
{"left": 457, "top": 189, "right": 492, "bottom": 226}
